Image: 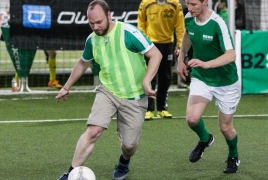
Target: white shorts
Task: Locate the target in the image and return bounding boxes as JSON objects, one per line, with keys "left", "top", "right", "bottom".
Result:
{"left": 189, "top": 78, "right": 241, "bottom": 114}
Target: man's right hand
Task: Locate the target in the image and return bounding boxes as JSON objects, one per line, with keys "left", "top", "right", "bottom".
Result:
{"left": 55, "top": 87, "right": 69, "bottom": 103}
{"left": 177, "top": 59, "right": 188, "bottom": 82}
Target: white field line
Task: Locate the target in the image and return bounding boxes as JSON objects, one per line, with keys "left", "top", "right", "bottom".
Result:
{"left": 0, "top": 59, "right": 78, "bottom": 64}
{"left": 1, "top": 114, "right": 268, "bottom": 123}
{"left": 0, "top": 90, "right": 92, "bottom": 97}
{"left": 0, "top": 87, "right": 187, "bottom": 95}
{"left": 0, "top": 118, "right": 87, "bottom": 123}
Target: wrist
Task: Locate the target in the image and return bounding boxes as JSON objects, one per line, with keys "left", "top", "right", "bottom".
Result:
{"left": 63, "top": 87, "right": 69, "bottom": 91}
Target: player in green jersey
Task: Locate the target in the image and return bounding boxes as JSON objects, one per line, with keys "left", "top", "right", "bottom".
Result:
{"left": 56, "top": 1, "right": 162, "bottom": 180}
{"left": 177, "top": 0, "right": 241, "bottom": 174}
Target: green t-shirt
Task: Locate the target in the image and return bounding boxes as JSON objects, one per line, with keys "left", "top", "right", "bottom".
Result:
{"left": 82, "top": 21, "right": 153, "bottom": 98}
{"left": 185, "top": 11, "right": 238, "bottom": 87}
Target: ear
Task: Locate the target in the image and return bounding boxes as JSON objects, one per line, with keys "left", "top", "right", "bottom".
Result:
{"left": 107, "top": 11, "right": 111, "bottom": 20}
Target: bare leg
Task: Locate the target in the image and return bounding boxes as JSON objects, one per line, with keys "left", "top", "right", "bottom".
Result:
{"left": 186, "top": 95, "right": 209, "bottom": 127}
{"left": 218, "top": 111, "right": 237, "bottom": 140}
{"left": 72, "top": 125, "right": 104, "bottom": 167}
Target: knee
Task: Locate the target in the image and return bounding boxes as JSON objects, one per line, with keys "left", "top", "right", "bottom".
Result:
{"left": 186, "top": 114, "right": 199, "bottom": 127}
{"left": 86, "top": 126, "right": 103, "bottom": 141}
{"left": 220, "top": 124, "right": 233, "bottom": 136}
{"left": 122, "top": 144, "right": 136, "bottom": 152}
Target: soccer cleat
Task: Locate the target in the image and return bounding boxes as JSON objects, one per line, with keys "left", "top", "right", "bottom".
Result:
{"left": 157, "top": 110, "right": 172, "bottom": 118}
{"left": 48, "top": 80, "right": 62, "bottom": 89}
{"left": 223, "top": 157, "right": 240, "bottom": 173}
{"left": 189, "top": 133, "right": 214, "bottom": 162}
{"left": 57, "top": 172, "right": 69, "bottom": 180}
{"left": 113, "top": 161, "right": 130, "bottom": 180}
{"left": 145, "top": 111, "right": 154, "bottom": 120}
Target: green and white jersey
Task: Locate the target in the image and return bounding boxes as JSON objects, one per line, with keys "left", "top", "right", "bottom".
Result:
{"left": 82, "top": 21, "right": 153, "bottom": 98}
{"left": 185, "top": 11, "right": 238, "bottom": 87}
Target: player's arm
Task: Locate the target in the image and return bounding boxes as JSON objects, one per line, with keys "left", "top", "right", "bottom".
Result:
{"left": 56, "top": 35, "right": 93, "bottom": 102}
{"left": 143, "top": 46, "right": 162, "bottom": 97}
{"left": 191, "top": 49, "right": 235, "bottom": 69}
{"left": 62, "top": 58, "right": 90, "bottom": 90}
{"left": 137, "top": 0, "right": 147, "bottom": 34}
{"left": 56, "top": 59, "right": 90, "bottom": 102}
{"left": 177, "top": 32, "right": 192, "bottom": 81}
{"left": 124, "top": 23, "right": 161, "bottom": 97}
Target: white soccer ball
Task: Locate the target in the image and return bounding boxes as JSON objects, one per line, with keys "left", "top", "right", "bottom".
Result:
{"left": 68, "top": 166, "right": 96, "bottom": 180}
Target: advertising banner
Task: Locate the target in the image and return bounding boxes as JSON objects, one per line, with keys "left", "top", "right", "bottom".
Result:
{"left": 9, "top": 0, "right": 140, "bottom": 50}
{"left": 2, "top": 26, "right": 36, "bottom": 78}
{"left": 241, "top": 30, "right": 268, "bottom": 94}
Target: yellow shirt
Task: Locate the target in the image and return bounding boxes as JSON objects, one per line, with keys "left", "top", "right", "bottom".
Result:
{"left": 138, "top": 0, "right": 185, "bottom": 48}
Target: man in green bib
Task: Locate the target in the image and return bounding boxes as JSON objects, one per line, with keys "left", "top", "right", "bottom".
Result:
{"left": 56, "top": 0, "right": 162, "bottom": 180}
{"left": 177, "top": 0, "right": 241, "bottom": 174}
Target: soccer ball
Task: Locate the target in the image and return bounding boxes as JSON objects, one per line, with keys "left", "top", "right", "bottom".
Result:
{"left": 68, "top": 166, "right": 96, "bottom": 180}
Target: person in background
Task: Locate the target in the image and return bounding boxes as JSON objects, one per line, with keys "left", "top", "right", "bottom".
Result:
{"left": 216, "top": 0, "right": 228, "bottom": 25}
{"left": 235, "top": 0, "right": 246, "bottom": 30}
{"left": 0, "top": 0, "right": 9, "bottom": 39}
{"left": 45, "top": 50, "right": 62, "bottom": 88}
{"left": 178, "top": 0, "right": 241, "bottom": 173}
{"left": 56, "top": 0, "right": 162, "bottom": 180}
{"left": 138, "top": 0, "right": 185, "bottom": 120}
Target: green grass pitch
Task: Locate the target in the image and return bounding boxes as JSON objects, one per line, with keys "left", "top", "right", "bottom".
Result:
{"left": 0, "top": 91, "right": 267, "bottom": 179}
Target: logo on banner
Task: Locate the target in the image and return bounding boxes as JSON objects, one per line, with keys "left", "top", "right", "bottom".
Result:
{"left": 22, "top": 5, "right": 51, "bottom": 29}
{"left": 242, "top": 53, "right": 268, "bottom": 69}
{"left": 57, "top": 11, "right": 138, "bottom": 24}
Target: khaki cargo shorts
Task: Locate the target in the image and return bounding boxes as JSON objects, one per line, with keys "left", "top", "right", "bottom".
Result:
{"left": 87, "top": 85, "right": 148, "bottom": 146}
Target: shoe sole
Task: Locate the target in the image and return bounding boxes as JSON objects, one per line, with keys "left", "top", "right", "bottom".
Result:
{"left": 113, "top": 174, "right": 127, "bottom": 180}
{"left": 190, "top": 153, "right": 203, "bottom": 163}
{"left": 223, "top": 169, "right": 238, "bottom": 173}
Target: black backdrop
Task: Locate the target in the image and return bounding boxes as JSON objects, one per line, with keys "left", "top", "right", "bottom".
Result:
{"left": 9, "top": 0, "right": 140, "bottom": 50}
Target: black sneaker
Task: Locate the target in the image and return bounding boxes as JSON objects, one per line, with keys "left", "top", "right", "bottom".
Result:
{"left": 223, "top": 157, "right": 240, "bottom": 173}
{"left": 57, "top": 172, "right": 69, "bottom": 180}
{"left": 189, "top": 133, "right": 214, "bottom": 162}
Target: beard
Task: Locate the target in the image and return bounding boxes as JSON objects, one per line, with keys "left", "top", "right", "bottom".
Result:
{"left": 94, "top": 18, "right": 110, "bottom": 36}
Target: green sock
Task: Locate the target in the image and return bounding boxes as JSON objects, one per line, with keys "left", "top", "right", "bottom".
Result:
{"left": 190, "top": 119, "right": 210, "bottom": 142}
{"left": 226, "top": 135, "right": 238, "bottom": 158}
